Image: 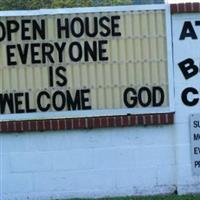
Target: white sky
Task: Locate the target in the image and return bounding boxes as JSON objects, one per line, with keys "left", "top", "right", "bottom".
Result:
{"left": 167, "top": 0, "right": 200, "bottom": 3}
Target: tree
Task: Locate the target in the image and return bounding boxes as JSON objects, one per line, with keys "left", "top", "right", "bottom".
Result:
{"left": 51, "top": 0, "right": 93, "bottom": 8}
{"left": 0, "top": 0, "right": 133, "bottom": 10}
{"left": 0, "top": 0, "right": 29, "bottom": 10}
{"left": 92, "top": 0, "right": 132, "bottom": 6}
{"left": 28, "top": 0, "right": 53, "bottom": 9}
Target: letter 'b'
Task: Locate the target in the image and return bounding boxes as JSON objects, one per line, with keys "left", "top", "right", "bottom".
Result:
{"left": 178, "top": 58, "right": 198, "bottom": 80}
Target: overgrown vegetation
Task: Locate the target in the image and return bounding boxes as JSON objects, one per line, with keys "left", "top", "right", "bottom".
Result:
{"left": 0, "top": 0, "right": 133, "bottom": 10}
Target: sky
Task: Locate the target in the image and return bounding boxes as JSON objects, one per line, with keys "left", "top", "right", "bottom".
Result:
{"left": 167, "top": 0, "right": 200, "bottom": 2}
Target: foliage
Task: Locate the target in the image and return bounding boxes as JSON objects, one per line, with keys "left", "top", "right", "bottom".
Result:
{"left": 0, "top": 0, "right": 28, "bottom": 10}
{"left": 51, "top": 0, "right": 93, "bottom": 8}
{"left": 0, "top": 0, "right": 133, "bottom": 10}
{"left": 93, "top": 0, "right": 133, "bottom": 6}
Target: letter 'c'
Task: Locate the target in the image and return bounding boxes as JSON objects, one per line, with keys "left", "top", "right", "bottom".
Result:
{"left": 181, "top": 87, "right": 199, "bottom": 106}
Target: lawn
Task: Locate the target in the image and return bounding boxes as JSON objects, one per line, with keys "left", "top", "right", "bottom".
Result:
{"left": 68, "top": 195, "right": 200, "bottom": 200}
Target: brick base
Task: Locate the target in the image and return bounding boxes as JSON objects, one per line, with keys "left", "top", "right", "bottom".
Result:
{"left": 0, "top": 112, "right": 174, "bottom": 133}
{"left": 171, "top": 3, "right": 200, "bottom": 13}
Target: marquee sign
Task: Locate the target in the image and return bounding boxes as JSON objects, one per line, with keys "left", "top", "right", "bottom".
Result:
{"left": 0, "top": 5, "right": 173, "bottom": 119}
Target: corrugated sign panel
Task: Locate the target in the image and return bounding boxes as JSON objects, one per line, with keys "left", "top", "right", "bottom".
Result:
{"left": 0, "top": 5, "right": 173, "bottom": 118}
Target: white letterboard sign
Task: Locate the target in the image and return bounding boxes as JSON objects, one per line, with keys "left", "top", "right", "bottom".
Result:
{"left": 0, "top": 5, "right": 173, "bottom": 120}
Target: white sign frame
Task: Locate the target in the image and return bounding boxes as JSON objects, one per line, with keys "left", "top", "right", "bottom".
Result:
{"left": 0, "top": 4, "right": 174, "bottom": 121}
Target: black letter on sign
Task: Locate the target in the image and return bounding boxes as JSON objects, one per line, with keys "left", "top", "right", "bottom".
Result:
{"left": 69, "top": 42, "right": 82, "bottom": 62}
{"left": 181, "top": 87, "right": 199, "bottom": 106}
{"left": 0, "top": 22, "right": 6, "bottom": 41}
{"left": 49, "top": 66, "right": 67, "bottom": 87}
{"left": 6, "top": 45, "right": 17, "bottom": 65}
{"left": 178, "top": 58, "right": 198, "bottom": 80}
{"left": 21, "top": 19, "right": 31, "bottom": 40}
{"left": 84, "top": 41, "right": 97, "bottom": 62}
{"left": 52, "top": 91, "right": 65, "bottom": 111}
{"left": 57, "top": 18, "right": 69, "bottom": 39}
{"left": 111, "top": 16, "right": 121, "bottom": 37}
{"left": 54, "top": 42, "right": 66, "bottom": 63}
{"left": 49, "top": 66, "right": 54, "bottom": 87}
{"left": 81, "top": 89, "right": 91, "bottom": 110}
{"left": 37, "top": 91, "right": 50, "bottom": 112}
{"left": 99, "top": 16, "right": 111, "bottom": 37}
{"left": 179, "top": 21, "right": 197, "bottom": 40}
{"left": 123, "top": 88, "right": 137, "bottom": 108}
{"left": 7, "top": 20, "right": 19, "bottom": 41}
{"left": 66, "top": 90, "right": 81, "bottom": 110}
{"left": 71, "top": 17, "right": 84, "bottom": 38}
{"left": 56, "top": 66, "right": 67, "bottom": 87}
{"left": 152, "top": 86, "right": 165, "bottom": 106}
{"left": 85, "top": 17, "right": 98, "bottom": 37}
{"left": 0, "top": 93, "right": 14, "bottom": 114}
{"left": 138, "top": 87, "right": 151, "bottom": 107}
{"left": 42, "top": 43, "right": 54, "bottom": 64}
{"left": 33, "top": 19, "right": 46, "bottom": 40}
{"left": 31, "top": 43, "right": 41, "bottom": 64}
{"left": 25, "top": 92, "right": 36, "bottom": 113}
{"left": 14, "top": 93, "right": 24, "bottom": 113}
{"left": 99, "top": 40, "right": 108, "bottom": 61}
{"left": 17, "top": 44, "right": 29, "bottom": 64}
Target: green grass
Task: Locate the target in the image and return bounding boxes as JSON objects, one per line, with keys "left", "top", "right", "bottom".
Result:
{"left": 67, "top": 195, "right": 200, "bottom": 200}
